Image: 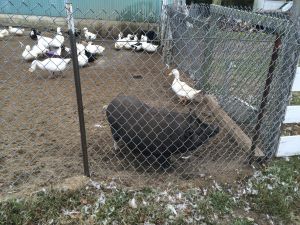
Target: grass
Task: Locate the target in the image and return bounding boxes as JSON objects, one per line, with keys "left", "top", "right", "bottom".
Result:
{"left": 245, "top": 157, "right": 300, "bottom": 224}
{"left": 0, "top": 190, "right": 88, "bottom": 225}
{"left": 291, "top": 92, "right": 300, "bottom": 105}
{"left": 0, "top": 157, "right": 299, "bottom": 225}
{"left": 230, "top": 218, "right": 254, "bottom": 225}
{"left": 209, "top": 191, "right": 234, "bottom": 213}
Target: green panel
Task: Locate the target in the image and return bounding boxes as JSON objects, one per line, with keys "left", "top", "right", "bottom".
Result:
{"left": 0, "top": 0, "right": 172, "bottom": 22}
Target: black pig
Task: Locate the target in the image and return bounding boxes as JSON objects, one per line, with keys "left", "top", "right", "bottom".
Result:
{"left": 106, "top": 95, "right": 219, "bottom": 169}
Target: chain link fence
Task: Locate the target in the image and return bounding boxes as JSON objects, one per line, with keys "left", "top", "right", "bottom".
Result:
{"left": 0, "top": 1, "right": 299, "bottom": 197}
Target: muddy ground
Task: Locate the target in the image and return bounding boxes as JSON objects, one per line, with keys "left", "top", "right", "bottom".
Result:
{"left": 0, "top": 33, "right": 253, "bottom": 198}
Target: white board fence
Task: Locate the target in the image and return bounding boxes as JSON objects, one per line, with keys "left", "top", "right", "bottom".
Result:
{"left": 277, "top": 66, "right": 300, "bottom": 157}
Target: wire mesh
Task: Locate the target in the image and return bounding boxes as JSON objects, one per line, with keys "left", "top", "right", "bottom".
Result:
{"left": 0, "top": 1, "right": 299, "bottom": 197}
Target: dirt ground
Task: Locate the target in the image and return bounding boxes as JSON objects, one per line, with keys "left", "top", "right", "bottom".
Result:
{"left": 0, "top": 33, "right": 253, "bottom": 198}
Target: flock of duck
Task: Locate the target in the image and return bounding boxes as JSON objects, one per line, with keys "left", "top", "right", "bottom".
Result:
{"left": 114, "top": 32, "right": 159, "bottom": 52}
{"left": 21, "top": 26, "right": 106, "bottom": 76}
{"left": 3, "top": 26, "right": 201, "bottom": 102}
{"left": 2, "top": 26, "right": 160, "bottom": 78}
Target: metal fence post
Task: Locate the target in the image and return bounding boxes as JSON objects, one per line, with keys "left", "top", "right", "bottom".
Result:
{"left": 65, "top": 0, "right": 90, "bottom": 177}
{"left": 249, "top": 34, "right": 281, "bottom": 162}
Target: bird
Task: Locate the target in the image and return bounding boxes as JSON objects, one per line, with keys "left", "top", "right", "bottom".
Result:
{"left": 8, "top": 26, "right": 24, "bottom": 35}
{"left": 168, "top": 69, "right": 202, "bottom": 104}
{"left": 22, "top": 44, "right": 48, "bottom": 61}
{"left": 37, "top": 34, "right": 53, "bottom": 49}
{"left": 45, "top": 45, "right": 71, "bottom": 58}
{"left": 67, "top": 28, "right": 81, "bottom": 37}
{"left": 76, "top": 42, "right": 86, "bottom": 55}
{"left": 139, "top": 30, "right": 157, "bottom": 41}
{"left": 83, "top": 27, "right": 96, "bottom": 41}
{"left": 49, "top": 27, "right": 64, "bottom": 48}
{"left": 131, "top": 42, "right": 143, "bottom": 51}
{"left": 22, "top": 45, "right": 38, "bottom": 61}
{"left": 114, "top": 33, "right": 133, "bottom": 50}
{"left": 130, "top": 35, "right": 148, "bottom": 51}
{"left": 124, "top": 35, "right": 138, "bottom": 50}
{"left": 0, "top": 29, "right": 9, "bottom": 37}
{"left": 141, "top": 35, "right": 158, "bottom": 53}
{"left": 78, "top": 53, "right": 88, "bottom": 67}
{"left": 85, "top": 42, "right": 105, "bottom": 55}
{"left": 28, "top": 58, "right": 71, "bottom": 77}
{"left": 114, "top": 33, "right": 125, "bottom": 50}
{"left": 31, "top": 44, "right": 49, "bottom": 56}
{"left": 45, "top": 47, "right": 61, "bottom": 58}
{"left": 30, "top": 28, "right": 41, "bottom": 40}
{"left": 84, "top": 49, "right": 97, "bottom": 63}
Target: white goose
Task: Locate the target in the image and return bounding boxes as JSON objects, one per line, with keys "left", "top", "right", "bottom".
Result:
{"left": 8, "top": 26, "right": 24, "bottom": 35}
{"left": 49, "top": 27, "right": 64, "bottom": 48}
{"left": 85, "top": 42, "right": 105, "bottom": 55}
{"left": 83, "top": 27, "right": 96, "bottom": 41}
{"left": 29, "top": 58, "right": 71, "bottom": 75}
{"left": 169, "top": 69, "right": 201, "bottom": 104}
{"left": 141, "top": 35, "right": 158, "bottom": 53}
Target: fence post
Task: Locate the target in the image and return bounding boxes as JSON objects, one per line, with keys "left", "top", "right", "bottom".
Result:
{"left": 197, "top": 11, "right": 215, "bottom": 91}
{"left": 65, "top": 0, "right": 90, "bottom": 177}
{"left": 291, "top": 0, "right": 300, "bottom": 22}
{"left": 249, "top": 34, "right": 281, "bottom": 162}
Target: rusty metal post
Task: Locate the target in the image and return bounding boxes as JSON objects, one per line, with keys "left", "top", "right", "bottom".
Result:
{"left": 249, "top": 34, "right": 281, "bottom": 163}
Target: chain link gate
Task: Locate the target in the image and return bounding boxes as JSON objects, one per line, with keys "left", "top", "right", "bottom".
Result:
{"left": 0, "top": 1, "right": 299, "bottom": 197}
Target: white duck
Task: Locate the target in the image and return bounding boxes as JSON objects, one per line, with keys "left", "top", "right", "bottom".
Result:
{"left": 78, "top": 53, "right": 88, "bottom": 67}
{"left": 8, "top": 26, "right": 24, "bottom": 35}
{"left": 0, "top": 29, "right": 9, "bottom": 37}
{"left": 141, "top": 35, "right": 158, "bottom": 53}
{"left": 31, "top": 44, "right": 49, "bottom": 56}
{"left": 37, "top": 35, "right": 53, "bottom": 48}
{"left": 29, "top": 58, "right": 71, "bottom": 75}
{"left": 22, "top": 44, "right": 48, "bottom": 60}
{"left": 85, "top": 42, "right": 105, "bottom": 55}
{"left": 76, "top": 42, "right": 86, "bottom": 55}
{"left": 124, "top": 35, "right": 138, "bottom": 50}
{"left": 22, "top": 45, "right": 36, "bottom": 61}
{"left": 131, "top": 42, "right": 143, "bottom": 51}
{"left": 49, "top": 27, "right": 64, "bottom": 48}
{"left": 169, "top": 69, "right": 201, "bottom": 104}
{"left": 114, "top": 33, "right": 133, "bottom": 50}
{"left": 83, "top": 27, "right": 96, "bottom": 41}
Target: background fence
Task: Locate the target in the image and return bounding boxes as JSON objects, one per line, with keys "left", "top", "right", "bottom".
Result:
{"left": 0, "top": 1, "right": 299, "bottom": 198}
{"left": 162, "top": 3, "right": 300, "bottom": 157}
{"left": 0, "top": 0, "right": 169, "bottom": 21}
